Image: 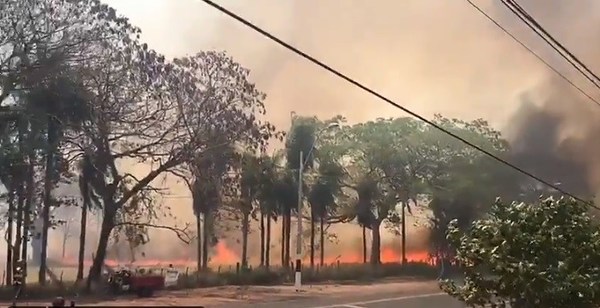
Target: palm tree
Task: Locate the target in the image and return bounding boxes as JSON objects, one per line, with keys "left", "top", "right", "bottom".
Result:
{"left": 254, "top": 154, "right": 278, "bottom": 268}
{"left": 76, "top": 151, "right": 102, "bottom": 281}
{"left": 0, "top": 110, "right": 21, "bottom": 285}
{"left": 187, "top": 143, "right": 235, "bottom": 271}
{"left": 354, "top": 175, "right": 381, "bottom": 265}
{"left": 284, "top": 116, "right": 318, "bottom": 268}
{"left": 238, "top": 152, "right": 263, "bottom": 269}
{"left": 273, "top": 169, "right": 297, "bottom": 268}
{"left": 308, "top": 158, "right": 343, "bottom": 267}
{"left": 26, "top": 73, "right": 90, "bottom": 284}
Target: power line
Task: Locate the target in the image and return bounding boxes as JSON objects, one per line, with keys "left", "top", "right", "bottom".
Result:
{"left": 464, "top": 0, "right": 600, "bottom": 108}
{"left": 197, "top": 0, "right": 593, "bottom": 206}
{"left": 501, "top": 0, "right": 600, "bottom": 90}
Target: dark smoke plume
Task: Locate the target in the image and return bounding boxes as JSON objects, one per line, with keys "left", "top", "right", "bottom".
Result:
{"left": 508, "top": 98, "right": 591, "bottom": 197}
{"left": 498, "top": 0, "right": 600, "bottom": 199}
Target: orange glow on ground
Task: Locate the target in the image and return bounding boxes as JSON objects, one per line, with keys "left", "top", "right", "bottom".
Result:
{"left": 59, "top": 243, "right": 430, "bottom": 269}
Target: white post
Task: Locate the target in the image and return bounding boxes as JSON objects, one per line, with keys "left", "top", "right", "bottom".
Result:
{"left": 295, "top": 151, "right": 303, "bottom": 291}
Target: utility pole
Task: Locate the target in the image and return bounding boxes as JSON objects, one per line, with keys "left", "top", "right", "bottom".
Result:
{"left": 295, "top": 151, "right": 303, "bottom": 291}
{"left": 293, "top": 121, "right": 340, "bottom": 291}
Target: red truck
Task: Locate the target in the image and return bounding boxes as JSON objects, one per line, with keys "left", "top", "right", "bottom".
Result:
{"left": 108, "top": 269, "right": 165, "bottom": 297}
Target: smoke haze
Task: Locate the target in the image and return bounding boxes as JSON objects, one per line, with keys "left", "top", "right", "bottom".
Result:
{"left": 5, "top": 0, "right": 600, "bottom": 266}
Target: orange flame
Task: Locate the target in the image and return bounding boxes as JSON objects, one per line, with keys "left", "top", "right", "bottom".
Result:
{"left": 59, "top": 242, "right": 430, "bottom": 269}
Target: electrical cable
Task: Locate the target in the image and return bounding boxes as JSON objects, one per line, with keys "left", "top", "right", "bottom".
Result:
{"left": 465, "top": 0, "right": 600, "bottom": 108}
{"left": 197, "top": 0, "right": 593, "bottom": 206}
{"left": 501, "top": 0, "right": 600, "bottom": 90}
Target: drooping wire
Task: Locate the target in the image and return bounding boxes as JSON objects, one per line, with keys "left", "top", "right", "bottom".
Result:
{"left": 195, "top": 0, "right": 594, "bottom": 207}
{"left": 465, "top": 0, "right": 600, "bottom": 108}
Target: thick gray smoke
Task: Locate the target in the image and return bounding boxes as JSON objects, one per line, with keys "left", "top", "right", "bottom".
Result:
{"left": 501, "top": 0, "right": 600, "bottom": 198}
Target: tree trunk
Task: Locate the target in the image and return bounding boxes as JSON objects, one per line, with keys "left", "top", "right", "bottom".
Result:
{"left": 259, "top": 213, "right": 265, "bottom": 267}
{"left": 20, "top": 153, "right": 35, "bottom": 286}
{"left": 370, "top": 221, "right": 382, "bottom": 265}
{"left": 362, "top": 225, "right": 367, "bottom": 264}
{"left": 87, "top": 207, "right": 116, "bottom": 289}
{"left": 39, "top": 119, "right": 58, "bottom": 285}
{"left": 195, "top": 213, "right": 202, "bottom": 271}
{"left": 76, "top": 197, "right": 89, "bottom": 281}
{"left": 12, "top": 116, "right": 26, "bottom": 266}
{"left": 401, "top": 202, "right": 407, "bottom": 264}
{"left": 14, "top": 182, "right": 24, "bottom": 263}
{"left": 5, "top": 189, "right": 15, "bottom": 286}
{"left": 201, "top": 211, "right": 211, "bottom": 271}
{"left": 319, "top": 216, "right": 325, "bottom": 266}
{"left": 310, "top": 213, "right": 315, "bottom": 268}
{"left": 265, "top": 215, "right": 271, "bottom": 268}
{"left": 284, "top": 212, "right": 291, "bottom": 267}
{"left": 280, "top": 213, "right": 285, "bottom": 266}
{"left": 241, "top": 210, "right": 250, "bottom": 269}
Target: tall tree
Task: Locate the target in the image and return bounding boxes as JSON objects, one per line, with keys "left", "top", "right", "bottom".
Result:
{"left": 308, "top": 158, "right": 344, "bottom": 267}
{"left": 425, "top": 115, "right": 521, "bottom": 262}
{"left": 236, "top": 152, "right": 262, "bottom": 270}
{"left": 75, "top": 38, "right": 276, "bottom": 285}
{"left": 273, "top": 170, "right": 297, "bottom": 268}
{"left": 256, "top": 154, "right": 279, "bottom": 268}
{"left": 284, "top": 116, "right": 318, "bottom": 267}
{"left": 2, "top": 0, "right": 126, "bottom": 284}
{"left": 337, "top": 118, "right": 423, "bottom": 264}
{"left": 26, "top": 73, "right": 90, "bottom": 284}
{"left": 75, "top": 151, "right": 102, "bottom": 281}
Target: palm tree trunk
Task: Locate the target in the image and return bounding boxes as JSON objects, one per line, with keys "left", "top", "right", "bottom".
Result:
{"left": 13, "top": 118, "right": 27, "bottom": 274}
{"left": 21, "top": 151, "right": 35, "bottom": 286}
{"left": 196, "top": 213, "right": 202, "bottom": 271}
{"left": 241, "top": 210, "right": 250, "bottom": 269}
{"left": 14, "top": 182, "right": 24, "bottom": 263}
{"left": 319, "top": 216, "right": 325, "bottom": 266}
{"left": 362, "top": 225, "right": 367, "bottom": 264}
{"left": 401, "top": 202, "right": 407, "bottom": 264}
{"left": 280, "top": 214, "right": 285, "bottom": 266}
{"left": 76, "top": 195, "right": 88, "bottom": 281}
{"left": 12, "top": 117, "right": 26, "bottom": 266}
{"left": 370, "top": 221, "right": 382, "bottom": 265}
{"left": 310, "top": 213, "right": 315, "bottom": 268}
{"left": 284, "top": 212, "right": 291, "bottom": 267}
{"left": 266, "top": 215, "right": 271, "bottom": 268}
{"left": 39, "top": 118, "right": 58, "bottom": 285}
{"left": 259, "top": 213, "right": 265, "bottom": 267}
{"left": 5, "top": 189, "right": 15, "bottom": 286}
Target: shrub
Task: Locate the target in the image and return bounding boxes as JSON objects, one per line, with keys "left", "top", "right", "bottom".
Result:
{"left": 441, "top": 197, "right": 600, "bottom": 307}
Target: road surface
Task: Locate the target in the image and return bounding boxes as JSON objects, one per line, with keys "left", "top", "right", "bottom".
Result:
{"left": 228, "top": 290, "right": 465, "bottom": 308}
{"left": 2, "top": 280, "right": 471, "bottom": 307}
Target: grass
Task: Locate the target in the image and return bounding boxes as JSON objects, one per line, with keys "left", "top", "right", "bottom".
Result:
{"left": 0, "top": 262, "right": 442, "bottom": 302}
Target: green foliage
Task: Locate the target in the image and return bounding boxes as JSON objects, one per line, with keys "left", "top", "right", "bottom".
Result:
{"left": 286, "top": 116, "right": 318, "bottom": 171}
{"left": 441, "top": 197, "right": 600, "bottom": 307}
{"left": 426, "top": 115, "right": 522, "bottom": 258}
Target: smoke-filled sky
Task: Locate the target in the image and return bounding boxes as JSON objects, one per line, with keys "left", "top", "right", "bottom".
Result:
{"left": 97, "top": 0, "right": 600, "bottom": 192}
{"left": 91, "top": 0, "right": 600, "bottom": 259}
{"left": 6, "top": 0, "right": 600, "bottom": 263}
{"left": 103, "top": 0, "right": 598, "bottom": 130}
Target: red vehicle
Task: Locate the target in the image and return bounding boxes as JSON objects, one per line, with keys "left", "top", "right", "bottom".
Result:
{"left": 108, "top": 269, "right": 165, "bottom": 297}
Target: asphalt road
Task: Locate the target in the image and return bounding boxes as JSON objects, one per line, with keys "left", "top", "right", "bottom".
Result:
{"left": 227, "top": 291, "right": 466, "bottom": 308}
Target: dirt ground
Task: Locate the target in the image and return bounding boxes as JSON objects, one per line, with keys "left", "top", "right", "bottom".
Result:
{"left": 4, "top": 279, "right": 441, "bottom": 307}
